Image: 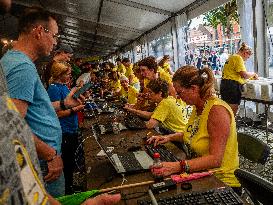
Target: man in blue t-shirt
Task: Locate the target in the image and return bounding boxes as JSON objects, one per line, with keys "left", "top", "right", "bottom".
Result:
{"left": 0, "top": 2, "right": 120, "bottom": 204}
{"left": 1, "top": 7, "right": 70, "bottom": 197}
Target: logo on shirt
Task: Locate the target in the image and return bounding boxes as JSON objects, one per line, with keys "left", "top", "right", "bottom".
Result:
{"left": 13, "top": 140, "right": 48, "bottom": 205}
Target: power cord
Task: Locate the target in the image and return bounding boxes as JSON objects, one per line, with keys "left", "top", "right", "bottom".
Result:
{"left": 121, "top": 174, "right": 128, "bottom": 186}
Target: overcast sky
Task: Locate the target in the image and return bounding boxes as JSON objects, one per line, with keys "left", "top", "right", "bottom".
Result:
{"left": 189, "top": 15, "right": 204, "bottom": 29}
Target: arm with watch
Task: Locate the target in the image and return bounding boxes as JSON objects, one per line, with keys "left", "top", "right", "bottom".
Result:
{"left": 148, "top": 106, "right": 231, "bottom": 179}
{"left": 34, "top": 135, "right": 63, "bottom": 182}
{"left": 52, "top": 87, "right": 86, "bottom": 111}
{"left": 10, "top": 98, "right": 64, "bottom": 182}
{"left": 55, "top": 102, "right": 85, "bottom": 118}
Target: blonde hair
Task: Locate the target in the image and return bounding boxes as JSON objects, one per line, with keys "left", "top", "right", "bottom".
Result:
{"left": 238, "top": 42, "right": 252, "bottom": 54}
{"left": 158, "top": 55, "right": 170, "bottom": 67}
{"left": 49, "top": 61, "right": 71, "bottom": 84}
{"left": 173, "top": 65, "right": 215, "bottom": 99}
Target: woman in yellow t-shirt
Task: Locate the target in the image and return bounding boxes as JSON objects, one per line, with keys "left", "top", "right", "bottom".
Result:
{"left": 122, "top": 58, "right": 140, "bottom": 91}
{"left": 115, "top": 57, "right": 126, "bottom": 75}
{"left": 108, "top": 71, "right": 121, "bottom": 95}
{"left": 139, "top": 56, "right": 176, "bottom": 97}
{"left": 124, "top": 78, "right": 188, "bottom": 133}
{"left": 220, "top": 42, "right": 258, "bottom": 114}
{"left": 147, "top": 66, "right": 241, "bottom": 192}
{"left": 118, "top": 75, "right": 138, "bottom": 104}
{"left": 158, "top": 55, "right": 174, "bottom": 75}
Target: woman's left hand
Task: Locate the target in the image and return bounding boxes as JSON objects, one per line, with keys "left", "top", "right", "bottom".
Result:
{"left": 151, "top": 161, "right": 181, "bottom": 176}
{"left": 65, "top": 87, "right": 85, "bottom": 108}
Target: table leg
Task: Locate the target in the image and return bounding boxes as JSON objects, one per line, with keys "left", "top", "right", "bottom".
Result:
{"left": 265, "top": 104, "right": 269, "bottom": 143}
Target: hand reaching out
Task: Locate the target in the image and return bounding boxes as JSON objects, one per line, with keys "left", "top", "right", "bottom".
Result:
{"left": 64, "top": 87, "right": 85, "bottom": 108}
{"left": 151, "top": 161, "right": 181, "bottom": 177}
{"left": 146, "top": 135, "right": 170, "bottom": 146}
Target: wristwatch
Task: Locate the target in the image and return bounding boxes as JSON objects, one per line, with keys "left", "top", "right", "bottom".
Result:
{"left": 60, "top": 99, "right": 67, "bottom": 110}
{"left": 47, "top": 150, "right": 58, "bottom": 162}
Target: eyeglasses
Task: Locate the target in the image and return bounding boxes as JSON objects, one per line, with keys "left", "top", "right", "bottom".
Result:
{"left": 43, "top": 27, "right": 60, "bottom": 40}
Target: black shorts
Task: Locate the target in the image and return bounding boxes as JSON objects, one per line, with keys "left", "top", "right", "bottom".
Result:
{"left": 220, "top": 79, "right": 243, "bottom": 105}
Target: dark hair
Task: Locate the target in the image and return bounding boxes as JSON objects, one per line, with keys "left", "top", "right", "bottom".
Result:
{"left": 81, "top": 62, "right": 92, "bottom": 73}
{"left": 108, "top": 71, "right": 119, "bottom": 80}
{"left": 108, "top": 62, "right": 115, "bottom": 68}
{"left": 116, "top": 57, "right": 121, "bottom": 62}
{"left": 18, "top": 7, "right": 56, "bottom": 34}
{"left": 173, "top": 65, "right": 215, "bottom": 99}
{"left": 138, "top": 56, "right": 158, "bottom": 73}
{"left": 122, "top": 58, "right": 130, "bottom": 63}
{"left": 147, "top": 78, "right": 168, "bottom": 98}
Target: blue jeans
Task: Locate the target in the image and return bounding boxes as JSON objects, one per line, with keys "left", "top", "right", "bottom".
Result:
{"left": 39, "top": 160, "right": 65, "bottom": 197}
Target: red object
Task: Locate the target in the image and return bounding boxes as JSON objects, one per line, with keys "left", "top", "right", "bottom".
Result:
{"left": 152, "top": 152, "right": 163, "bottom": 182}
{"left": 153, "top": 153, "right": 160, "bottom": 158}
{"left": 77, "top": 112, "right": 84, "bottom": 124}
{"left": 180, "top": 160, "right": 186, "bottom": 172}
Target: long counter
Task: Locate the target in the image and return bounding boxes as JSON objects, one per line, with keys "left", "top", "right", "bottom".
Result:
{"left": 81, "top": 100, "right": 245, "bottom": 204}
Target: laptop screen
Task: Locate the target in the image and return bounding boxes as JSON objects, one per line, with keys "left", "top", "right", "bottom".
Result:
{"left": 91, "top": 125, "right": 119, "bottom": 172}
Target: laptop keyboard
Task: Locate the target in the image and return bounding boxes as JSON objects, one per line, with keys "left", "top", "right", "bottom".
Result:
{"left": 117, "top": 152, "right": 143, "bottom": 172}
{"left": 123, "top": 113, "right": 146, "bottom": 130}
{"left": 145, "top": 144, "right": 179, "bottom": 162}
{"left": 137, "top": 187, "right": 243, "bottom": 205}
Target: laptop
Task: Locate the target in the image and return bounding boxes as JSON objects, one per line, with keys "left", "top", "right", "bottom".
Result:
{"left": 92, "top": 126, "right": 153, "bottom": 174}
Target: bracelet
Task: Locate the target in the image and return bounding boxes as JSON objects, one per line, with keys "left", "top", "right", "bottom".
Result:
{"left": 180, "top": 160, "right": 186, "bottom": 172}
{"left": 60, "top": 99, "right": 67, "bottom": 110}
{"left": 185, "top": 160, "right": 190, "bottom": 174}
{"left": 47, "top": 150, "right": 58, "bottom": 162}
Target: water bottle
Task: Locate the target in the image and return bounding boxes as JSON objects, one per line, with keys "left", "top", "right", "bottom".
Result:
{"left": 152, "top": 153, "right": 164, "bottom": 182}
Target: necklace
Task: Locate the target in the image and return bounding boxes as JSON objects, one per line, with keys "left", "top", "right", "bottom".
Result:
{"left": 185, "top": 98, "right": 211, "bottom": 158}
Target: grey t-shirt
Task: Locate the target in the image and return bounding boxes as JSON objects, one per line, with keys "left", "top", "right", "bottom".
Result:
{"left": 0, "top": 66, "right": 49, "bottom": 204}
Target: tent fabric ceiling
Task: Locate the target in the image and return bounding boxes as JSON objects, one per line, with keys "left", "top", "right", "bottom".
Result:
{"left": 6, "top": 0, "right": 197, "bottom": 57}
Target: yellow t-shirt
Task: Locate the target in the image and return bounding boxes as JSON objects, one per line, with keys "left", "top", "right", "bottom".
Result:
{"left": 120, "top": 85, "right": 138, "bottom": 104}
{"left": 158, "top": 66, "right": 172, "bottom": 84}
{"left": 117, "top": 64, "right": 126, "bottom": 75}
{"left": 110, "top": 80, "right": 121, "bottom": 92}
{"left": 183, "top": 97, "right": 240, "bottom": 187}
{"left": 125, "top": 64, "right": 139, "bottom": 85}
{"left": 143, "top": 70, "right": 172, "bottom": 89}
{"left": 176, "top": 98, "right": 192, "bottom": 122}
{"left": 162, "top": 62, "right": 171, "bottom": 73}
{"left": 151, "top": 96, "right": 187, "bottom": 132}
{"left": 112, "top": 66, "right": 118, "bottom": 72}
{"left": 222, "top": 54, "right": 246, "bottom": 84}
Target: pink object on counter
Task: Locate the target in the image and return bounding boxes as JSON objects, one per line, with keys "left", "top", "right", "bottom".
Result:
{"left": 171, "top": 171, "right": 213, "bottom": 183}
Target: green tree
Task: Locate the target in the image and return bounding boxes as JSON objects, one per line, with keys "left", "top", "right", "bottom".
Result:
{"left": 203, "top": 0, "right": 238, "bottom": 41}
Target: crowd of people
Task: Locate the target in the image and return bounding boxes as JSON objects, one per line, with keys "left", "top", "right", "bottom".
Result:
{"left": 185, "top": 48, "right": 230, "bottom": 72}
{"left": 0, "top": 0, "right": 260, "bottom": 204}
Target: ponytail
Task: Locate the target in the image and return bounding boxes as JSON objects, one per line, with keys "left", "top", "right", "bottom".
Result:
{"left": 173, "top": 65, "right": 215, "bottom": 99}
